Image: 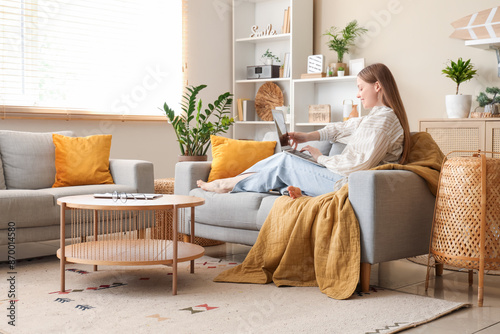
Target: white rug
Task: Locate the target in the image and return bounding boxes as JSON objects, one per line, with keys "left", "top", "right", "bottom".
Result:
{"left": 1, "top": 256, "right": 466, "bottom": 334}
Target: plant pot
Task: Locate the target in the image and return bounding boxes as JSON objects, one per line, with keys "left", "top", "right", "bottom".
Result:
{"left": 330, "top": 62, "right": 348, "bottom": 76}
{"left": 445, "top": 95, "right": 472, "bottom": 118}
{"left": 337, "top": 71, "right": 345, "bottom": 77}
{"left": 178, "top": 155, "right": 208, "bottom": 162}
{"left": 263, "top": 58, "right": 273, "bottom": 65}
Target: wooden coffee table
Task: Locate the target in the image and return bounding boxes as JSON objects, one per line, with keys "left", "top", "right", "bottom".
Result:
{"left": 57, "top": 194, "right": 205, "bottom": 295}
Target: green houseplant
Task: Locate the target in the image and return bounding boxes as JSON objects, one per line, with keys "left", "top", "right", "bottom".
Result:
{"left": 442, "top": 58, "right": 477, "bottom": 118}
{"left": 261, "top": 48, "right": 280, "bottom": 65}
{"left": 163, "top": 84, "right": 234, "bottom": 159}
{"left": 324, "top": 20, "right": 367, "bottom": 76}
{"left": 476, "top": 86, "right": 500, "bottom": 115}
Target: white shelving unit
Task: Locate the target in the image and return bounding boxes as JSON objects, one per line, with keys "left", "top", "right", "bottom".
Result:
{"left": 232, "top": 0, "right": 312, "bottom": 140}
{"left": 465, "top": 37, "right": 500, "bottom": 77}
{"left": 232, "top": 0, "right": 362, "bottom": 140}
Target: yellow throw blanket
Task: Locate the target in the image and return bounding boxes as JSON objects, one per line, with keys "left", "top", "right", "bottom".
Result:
{"left": 214, "top": 132, "right": 444, "bottom": 299}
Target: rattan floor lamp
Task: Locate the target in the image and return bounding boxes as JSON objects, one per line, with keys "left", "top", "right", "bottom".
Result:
{"left": 425, "top": 150, "right": 500, "bottom": 307}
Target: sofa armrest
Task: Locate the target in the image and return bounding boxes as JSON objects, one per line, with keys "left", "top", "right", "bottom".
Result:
{"left": 348, "top": 170, "right": 436, "bottom": 264}
{"left": 109, "top": 159, "right": 154, "bottom": 193}
{"left": 174, "top": 162, "right": 212, "bottom": 195}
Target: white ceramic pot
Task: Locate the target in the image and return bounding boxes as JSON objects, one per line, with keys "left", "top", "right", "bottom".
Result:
{"left": 445, "top": 95, "right": 472, "bottom": 118}
{"left": 337, "top": 71, "right": 345, "bottom": 77}
{"left": 263, "top": 57, "right": 273, "bottom": 65}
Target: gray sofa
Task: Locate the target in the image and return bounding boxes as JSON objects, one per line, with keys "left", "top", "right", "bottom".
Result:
{"left": 174, "top": 141, "right": 436, "bottom": 292}
{"left": 0, "top": 130, "right": 154, "bottom": 261}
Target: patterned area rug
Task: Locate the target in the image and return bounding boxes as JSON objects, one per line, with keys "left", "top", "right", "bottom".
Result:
{"left": 407, "top": 255, "right": 500, "bottom": 276}
{"left": 0, "top": 256, "right": 467, "bottom": 334}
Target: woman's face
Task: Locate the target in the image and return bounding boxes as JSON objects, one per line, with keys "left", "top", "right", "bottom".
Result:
{"left": 356, "top": 77, "right": 382, "bottom": 109}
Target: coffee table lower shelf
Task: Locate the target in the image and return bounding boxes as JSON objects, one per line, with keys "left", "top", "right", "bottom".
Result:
{"left": 57, "top": 240, "right": 204, "bottom": 266}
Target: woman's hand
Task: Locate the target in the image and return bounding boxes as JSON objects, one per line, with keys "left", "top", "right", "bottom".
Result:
{"left": 288, "top": 131, "right": 319, "bottom": 149}
{"left": 300, "top": 145, "right": 322, "bottom": 161}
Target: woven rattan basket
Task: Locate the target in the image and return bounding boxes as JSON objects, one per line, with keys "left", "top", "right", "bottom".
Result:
{"left": 154, "top": 178, "right": 224, "bottom": 246}
{"left": 426, "top": 150, "right": 500, "bottom": 306}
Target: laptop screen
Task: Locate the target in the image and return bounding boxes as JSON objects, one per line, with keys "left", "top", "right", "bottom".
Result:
{"left": 272, "top": 110, "right": 289, "bottom": 148}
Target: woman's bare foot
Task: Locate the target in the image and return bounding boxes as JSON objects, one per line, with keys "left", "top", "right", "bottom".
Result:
{"left": 197, "top": 173, "right": 254, "bottom": 193}
{"left": 287, "top": 186, "right": 303, "bottom": 199}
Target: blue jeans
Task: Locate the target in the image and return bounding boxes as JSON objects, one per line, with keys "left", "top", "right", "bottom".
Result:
{"left": 231, "top": 153, "right": 343, "bottom": 197}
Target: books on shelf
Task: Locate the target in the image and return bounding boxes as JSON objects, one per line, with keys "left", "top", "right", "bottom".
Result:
{"left": 282, "top": 6, "right": 290, "bottom": 34}
{"left": 282, "top": 52, "right": 290, "bottom": 78}
{"left": 243, "top": 100, "right": 256, "bottom": 121}
{"left": 236, "top": 98, "right": 249, "bottom": 121}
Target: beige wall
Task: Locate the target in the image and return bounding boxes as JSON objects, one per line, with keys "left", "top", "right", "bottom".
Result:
{"left": 314, "top": 0, "right": 500, "bottom": 130}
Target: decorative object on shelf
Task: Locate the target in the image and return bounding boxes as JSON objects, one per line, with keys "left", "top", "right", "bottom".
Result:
{"left": 442, "top": 57, "right": 477, "bottom": 118}
{"left": 324, "top": 20, "right": 367, "bottom": 76}
{"left": 349, "top": 58, "right": 365, "bottom": 76}
{"left": 337, "top": 66, "right": 345, "bottom": 77}
{"left": 162, "top": 84, "right": 234, "bottom": 159}
{"left": 255, "top": 82, "right": 284, "bottom": 121}
{"left": 327, "top": 65, "right": 333, "bottom": 77}
{"left": 426, "top": 150, "right": 500, "bottom": 307}
{"left": 307, "top": 55, "right": 324, "bottom": 73}
{"left": 300, "top": 72, "right": 326, "bottom": 79}
{"left": 342, "top": 99, "right": 358, "bottom": 121}
{"left": 450, "top": 7, "right": 500, "bottom": 40}
{"left": 247, "top": 65, "right": 281, "bottom": 79}
{"left": 308, "top": 104, "right": 331, "bottom": 123}
{"left": 282, "top": 6, "right": 291, "bottom": 34}
{"left": 472, "top": 87, "right": 500, "bottom": 118}
{"left": 250, "top": 24, "right": 277, "bottom": 38}
{"left": 261, "top": 48, "right": 280, "bottom": 65}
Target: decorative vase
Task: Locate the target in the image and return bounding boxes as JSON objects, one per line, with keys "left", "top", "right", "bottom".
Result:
{"left": 330, "top": 62, "right": 348, "bottom": 76}
{"left": 178, "top": 155, "right": 208, "bottom": 162}
{"left": 445, "top": 95, "right": 472, "bottom": 118}
{"left": 263, "top": 58, "right": 273, "bottom": 65}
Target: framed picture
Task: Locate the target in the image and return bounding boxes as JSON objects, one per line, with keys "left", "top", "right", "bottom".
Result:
{"left": 307, "top": 55, "right": 324, "bottom": 74}
{"left": 349, "top": 58, "right": 365, "bottom": 76}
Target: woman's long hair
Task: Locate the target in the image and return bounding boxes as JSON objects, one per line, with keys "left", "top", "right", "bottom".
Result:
{"left": 358, "top": 63, "right": 410, "bottom": 164}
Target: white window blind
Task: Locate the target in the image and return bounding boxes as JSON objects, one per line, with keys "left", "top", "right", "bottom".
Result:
{"left": 0, "top": 0, "right": 182, "bottom": 117}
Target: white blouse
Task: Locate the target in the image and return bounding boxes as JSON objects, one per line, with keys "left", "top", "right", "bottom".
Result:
{"left": 316, "top": 105, "right": 404, "bottom": 176}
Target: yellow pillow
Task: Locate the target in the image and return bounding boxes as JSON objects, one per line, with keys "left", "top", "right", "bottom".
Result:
{"left": 208, "top": 135, "right": 276, "bottom": 182}
{"left": 52, "top": 134, "right": 114, "bottom": 187}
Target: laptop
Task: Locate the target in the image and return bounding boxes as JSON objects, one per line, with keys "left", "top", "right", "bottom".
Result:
{"left": 272, "top": 110, "right": 325, "bottom": 168}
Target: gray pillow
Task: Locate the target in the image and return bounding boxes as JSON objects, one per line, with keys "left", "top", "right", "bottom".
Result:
{"left": 329, "top": 142, "right": 347, "bottom": 156}
{"left": 0, "top": 157, "right": 6, "bottom": 190}
{"left": 0, "top": 130, "right": 73, "bottom": 189}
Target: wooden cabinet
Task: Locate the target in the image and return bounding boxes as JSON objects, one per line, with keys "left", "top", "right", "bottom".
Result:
{"left": 419, "top": 119, "right": 500, "bottom": 158}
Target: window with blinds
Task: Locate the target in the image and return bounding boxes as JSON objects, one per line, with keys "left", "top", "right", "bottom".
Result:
{"left": 0, "top": 0, "right": 182, "bottom": 118}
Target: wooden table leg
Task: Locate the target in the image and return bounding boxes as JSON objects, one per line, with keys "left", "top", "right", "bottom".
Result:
{"left": 172, "top": 206, "right": 178, "bottom": 295}
{"left": 190, "top": 207, "right": 195, "bottom": 274}
{"left": 60, "top": 203, "right": 66, "bottom": 292}
{"left": 93, "top": 210, "right": 98, "bottom": 272}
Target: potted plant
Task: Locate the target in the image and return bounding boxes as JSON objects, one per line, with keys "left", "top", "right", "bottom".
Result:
{"left": 442, "top": 57, "right": 477, "bottom": 118}
{"left": 324, "top": 20, "right": 367, "bottom": 76}
{"left": 476, "top": 86, "right": 500, "bottom": 115}
{"left": 261, "top": 48, "right": 280, "bottom": 65}
{"left": 337, "top": 66, "right": 345, "bottom": 77}
{"left": 163, "top": 84, "right": 234, "bottom": 161}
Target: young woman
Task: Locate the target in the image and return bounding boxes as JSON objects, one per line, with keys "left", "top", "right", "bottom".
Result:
{"left": 197, "top": 63, "right": 411, "bottom": 197}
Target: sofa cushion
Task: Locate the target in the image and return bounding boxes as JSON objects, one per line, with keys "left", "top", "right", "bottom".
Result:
{"left": 188, "top": 188, "right": 279, "bottom": 231}
{"left": 0, "top": 130, "right": 73, "bottom": 189}
{"left": 0, "top": 190, "right": 59, "bottom": 229}
{"left": 52, "top": 134, "right": 114, "bottom": 187}
{"left": 208, "top": 135, "right": 276, "bottom": 182}
{"left": 0, "top": 158, "right": 5, "bottom": 190}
